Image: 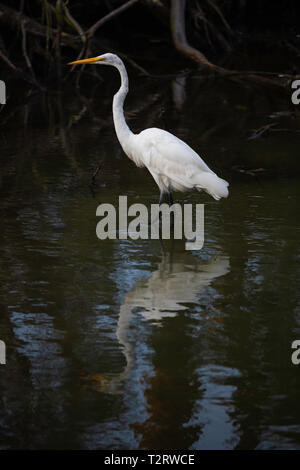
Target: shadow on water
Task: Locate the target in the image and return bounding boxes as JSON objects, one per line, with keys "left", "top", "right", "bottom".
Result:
{"left": 0, "top": 65, "right": 300, "bottom": 449}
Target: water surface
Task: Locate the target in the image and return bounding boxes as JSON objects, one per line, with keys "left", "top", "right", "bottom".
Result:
{"left": 0, "top": 69, "right": 300, "bottom": 449}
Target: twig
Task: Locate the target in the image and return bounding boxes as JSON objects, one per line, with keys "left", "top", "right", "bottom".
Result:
{"left": 55, "top": 0, "right": 63, "bottom": 77}
{"left": 205, "top": 0, "right": 234, "bottom": 36}
{"left": 21, "top": 19, "right": 39, "bottom": 85}
{"left": 0, "top": 49, "right": 19, "bottom": 71}
{"left": 171, "top": 0, "right": 217, "bottom": 70}
{"left": 86, "top": 0, "right": 139, "bottom": 38}
{"left": 117, "top": 52, "right": 149, "bottom": 76}
{"left": 0, "top": 1, "right": 74, "bottom": 42}
{"left": 63, "top": 3, "right": 86, "bottom": 44}
{"left": 91, "top": 164, "right": 102, "bottom": 184}
{"left": 63, "top": 3, "right": 88, "bottom": 77}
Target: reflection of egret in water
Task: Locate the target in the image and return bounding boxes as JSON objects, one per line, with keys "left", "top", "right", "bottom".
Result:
{"left": 88, "top": 254, "right": 230, "bottom": 395}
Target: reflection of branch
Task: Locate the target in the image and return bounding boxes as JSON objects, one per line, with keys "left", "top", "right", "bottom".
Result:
{"left": 86, "top": 0, "right": 139, "bottom": 38}
{"left": 197, "top": 123, "right": 227, "bottom": 143}
{"left": 172, "top": 75, "right": 186, "bottom": 111}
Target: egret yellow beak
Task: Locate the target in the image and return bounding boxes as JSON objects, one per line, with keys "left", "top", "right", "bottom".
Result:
{"left": 68, "top": 56, "right": 104, "bottom": 65}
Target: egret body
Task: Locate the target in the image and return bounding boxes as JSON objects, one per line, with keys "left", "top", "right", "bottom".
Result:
{"left": 69, "top": 53, "right": 229, "bottom": 202}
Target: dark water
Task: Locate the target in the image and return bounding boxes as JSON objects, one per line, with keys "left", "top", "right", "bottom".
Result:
{"left": 1, "top": 67, "right": 300, "bottom": 449}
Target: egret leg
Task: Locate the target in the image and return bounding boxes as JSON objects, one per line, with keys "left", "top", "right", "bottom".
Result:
{"left": 158, "top": 190, "right": 164, "bottom": 227}
{"left": 159, "top": 190, "right": 164, "bottom": 205}
{"left": 168, "top": 188, "right": 174, "bottom": 228}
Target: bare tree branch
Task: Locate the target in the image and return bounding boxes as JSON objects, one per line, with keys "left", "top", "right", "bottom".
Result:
{"left": 170, "top": 0, "right": 215, "bottom": 70}
{"left": 86, "top": 0, "right": 139, "bottom": 38}
{"left": 0, "top": 1, "right": 74, "bottom": 42}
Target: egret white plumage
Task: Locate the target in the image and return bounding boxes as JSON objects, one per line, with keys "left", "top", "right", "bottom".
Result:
{"left": 68, "top": 53, "right": 229, "bottom": 203}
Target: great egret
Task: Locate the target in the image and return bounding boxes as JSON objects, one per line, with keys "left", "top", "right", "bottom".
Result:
{"left": 68, "top": 53, "right": 229, "bottom": 203}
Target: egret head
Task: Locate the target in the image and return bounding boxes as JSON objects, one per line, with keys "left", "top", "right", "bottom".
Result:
{"left": 68, "top": 53, "right": 122, "bottom": 67}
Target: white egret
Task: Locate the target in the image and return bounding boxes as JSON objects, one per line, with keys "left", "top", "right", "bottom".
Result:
{"left": 68, "top": 53, "right": 229, "bottom": 203}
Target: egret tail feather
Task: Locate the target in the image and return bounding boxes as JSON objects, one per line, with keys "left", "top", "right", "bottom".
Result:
{"left": 195, "top": 172, "right": 229, "bottom": 200}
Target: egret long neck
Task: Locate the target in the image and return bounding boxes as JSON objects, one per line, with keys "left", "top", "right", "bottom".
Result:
{"left": 113, "top": 62, "right": 134, "bottom": 146}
